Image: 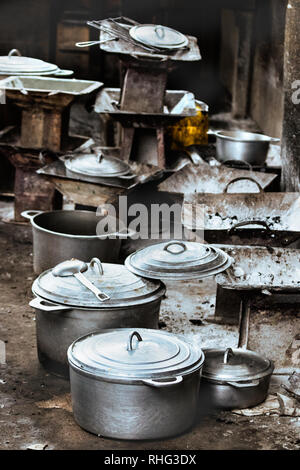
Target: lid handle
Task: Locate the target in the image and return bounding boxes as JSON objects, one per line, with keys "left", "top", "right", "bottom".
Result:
{"left": 155, "top": 25, "right": 166, "bottom": 39}
{"left": 90, "top": 257, "right": 104, "bottom": 276}
{"left": 163, "top": 241, "right": 187, "bottom": 255}
{"left": 223, "top": 348, "right": 234, "bottom": 364}
{"left": 127, "top": 331, "right": 143, "bottom": 351}
{"left": 8, "top": 49, "right": 22, "bottom": 57}
{"left": 97, "top": 153, "right": 103, "bottom": 164}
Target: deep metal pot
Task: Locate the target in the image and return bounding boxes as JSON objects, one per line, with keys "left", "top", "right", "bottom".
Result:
{"left": 30, "top": 260, "right": 166, "bottom": 379}
{"left": 22, "top": 210, "right": 133, "bottom": 274}
{"left": 200, "top": 347, "right": 274, "bottom": 410}
{"left": 213, "top": 130, "right": 280, "bottom": 166}
{"left": 68, "top": 329, "right": 205, "bottom": 440}
{"left": 30, "top": 296, "right": 163, "bottom": 379}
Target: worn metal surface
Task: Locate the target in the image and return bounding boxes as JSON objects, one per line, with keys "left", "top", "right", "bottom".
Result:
{"left": 0, "top": 77, "right": 102, "bottom": 152}
{"left": 215, "top": 245, "right": 300, "bottom": 291}
{"left": 182, "top": 192, "right": 300, "bottom": 247}
{"left": 158, "top": 160, "right": 278, "bottom": 194}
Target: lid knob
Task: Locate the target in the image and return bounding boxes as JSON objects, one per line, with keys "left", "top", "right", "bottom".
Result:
{"left": 8, "top": 49, "right": 22, "bottom": 57}
{"left": 223, "top": 347, "right": 234, "bottom": 364}
{"left": 127, "top": 331, "right": 143, "bottom": 351}
{"left": 163, "top": 241, "right": 187, "bottom": 255}
{"left": 155, "top": 25, "right": 165, "bottom": 39}
{"left": 90, "top": 257, "right": 104, "bottom": 276}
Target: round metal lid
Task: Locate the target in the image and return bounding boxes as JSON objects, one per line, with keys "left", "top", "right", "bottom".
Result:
{"left": 0, "top": 49, "right": 59, "bottom": 75}
{"left": 125, "top": 240, "right": 232, "bottom": 280}
{"left": 32, "top": 259, "right": 165, "bottom": 308}
{"left": 68, "top": 328, "right": 205, "bottom": 380}
{"left": 202, "top": 348, "right": 274, "bottom": 382}
{"left": 129, "top": 25, "right": 188, "bottom": 50}
{"left": 64, "top": 152, "right": 131, "bottom": 178}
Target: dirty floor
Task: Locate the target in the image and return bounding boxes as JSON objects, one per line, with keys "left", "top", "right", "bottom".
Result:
{"left": 0, "top": 224, "right": 299, "bottom": 450}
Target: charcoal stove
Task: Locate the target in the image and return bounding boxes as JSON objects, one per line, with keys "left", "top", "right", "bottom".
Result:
{"left": 86, "top": 17, "right": 201, "bottom": 168}
{"left": 212, "top": 244, "right": 300, "bottom": 373}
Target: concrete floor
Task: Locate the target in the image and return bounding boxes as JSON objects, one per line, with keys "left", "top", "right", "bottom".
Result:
{"left": 0, "top": 222, "right": 299, "bottom": 450}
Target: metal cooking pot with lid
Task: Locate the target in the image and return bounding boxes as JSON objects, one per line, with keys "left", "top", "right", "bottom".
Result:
{"left": 200, "top": 347, "right": 274, "bottom": 410}
{"left": 30, "top": 259, "right": 166, "bottom": 379}
{"left": 129, "top": 24, "right": 189, "bottom": 49}
{"left": 63, "top": 151, "right": 134, "bottom": 179}
{"left": 125, "top": 240, "right": 232, "bottom": 280}
{"left": 68, "top": 328, "right": 205, "bottom": 439}
{"left": 0, "top": 49, "right": 73, "bottom": 76}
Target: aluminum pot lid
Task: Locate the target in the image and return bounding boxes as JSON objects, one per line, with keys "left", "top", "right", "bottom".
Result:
{"left": 68, "top": 328, "right": 205, "bottom": 380}
{"left": 202, "top": 348, "right": 274, "bottom": 382}
{"left": 64, "top": 152, "right": 131, "bottom": 178}
{"left": 129, "top": 25, "right": 189, "bottom": 49}
{"left": 0, "top": 49, "right": 59, "bottom": 75}
{"left": 125, "top": 240, "right": 232, "bottom": 280}
{"left": 32, "top": 258, "right": 165, "bottom": 308}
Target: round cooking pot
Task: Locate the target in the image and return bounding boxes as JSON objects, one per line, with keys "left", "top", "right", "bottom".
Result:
{"left": 0, "top": 49, "right": 73, "bottom": 77}
{"left": 68, "top": 328, "right": 205, "bottom": 440}
{"left": 22, "top": 210, "right": 134, "bottom": 274}
{"left": 200, "top": 347, "right": 274, "bottom": 410}
{"left": 212, "top": 130, "right": 280, "bottom": 166}
{"left": 30, "top": 259, "right": 166, "bottom": 379}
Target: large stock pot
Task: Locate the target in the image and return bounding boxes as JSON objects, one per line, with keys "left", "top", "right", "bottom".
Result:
{"left": 22, "top": 210, "right": 133, "bottom": 274}
{"left": 68, "top": 328, "right": 205, "bottom": 440}
{"left": 30, "top": 259, "right": 166, "bottom": 379}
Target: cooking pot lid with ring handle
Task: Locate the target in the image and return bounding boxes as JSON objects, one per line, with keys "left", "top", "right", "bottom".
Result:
{"left": 129, "top": 25, "right": 189, "bottom": 49}
{"left": 124, "top": 240, "right": 232, "bottom": 280}
{"left": 68, "top": 328, "right": 205, "bottom": 380}
{"left": 0, "top": 49, "right": 60, "bottom": 74}
{"left": 202, "top": 348, "right": 274, "bottom": 382}
{"left": 64, "top": 152, "right": 132, "bottom": 178}
{"left": 32, "top": 258, "right": 165, "bottom": 308}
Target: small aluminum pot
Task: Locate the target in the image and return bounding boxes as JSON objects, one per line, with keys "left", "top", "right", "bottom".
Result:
{"left": 30, "top": 260, "right": 166, "bottom": 379}
{"left": 212, "top": 130, "right": 280, "bottom": 166}
{"left": 22, "top": 210, "right": 134, "bottom": 274}
{"left": 200, "top": 347, "right": 274, "bottom": 410}
{"left": 68, "top": 329, "right": 205, "bottom": 440}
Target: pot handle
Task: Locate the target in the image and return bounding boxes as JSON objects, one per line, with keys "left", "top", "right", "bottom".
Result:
{"left": 29, "top": 297, "right": 71, "bottom": 313}
{"left": 224, "top": 177, "right": 263, "bottom": 193}
{"left": 142, "top": 376, "right": 183, "bottom": 388}
{"left": 8, "top": 48, "right": 22, "bottom": 57}
{"left": 163, "top": 241, "right": 187, "bottom": 254}
{"left": 127, "top": 331, "right": 143, "bottom": 351}
{"left": 223, "top": 347, "right": 234, "bottom": 363}
{"left": 115, "top": 228, "right": 136, "bottom": 239}
{"left": 222, "top": 159, "right": 253, "bottom": 171}
{"left": 226, "top": 379, "right": 260, "bottom": 389}
{"left": 54, "top": 69, "right": 74, "bottom": 77}
{"left": 21, "top": 210, "right": 43, "bottom": 220}
{"left": 90, "top": 257, "right": 104, "bottom": 275}
{"left": 228, "top": 220, "right": 271, "bottom": 234}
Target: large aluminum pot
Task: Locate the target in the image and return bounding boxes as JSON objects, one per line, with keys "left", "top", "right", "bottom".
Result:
{"left": 212, "top": 130, "right": 280, "bottom": 166}
{"left": 22, "top": 210, "right": 133, "bottom": 274}
{"left": 200, "top": 347, "right": 274, "bottom": 410}
{"left": 68, "top": 329, "right": 205, "bottom": 440}
{"left": 30, "top": 259, "right": 166, "bottom": 379}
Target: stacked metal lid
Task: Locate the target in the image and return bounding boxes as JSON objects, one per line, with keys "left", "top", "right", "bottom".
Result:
{"left": 125, "top": 240, "right": 232, "bottom": 280}
{"left": 32, "top": 260, "right": 165, "bottom": 308}
{"left": 68, "top": 328, "right": 205, "bottom": 381}
{"left": 64, "top": 152, "right": 133, "bottom": 179}
{"left": 129, "top": 24, "right": 189, "bottom": 50}
{"left": 0, "top": 49, "right": 72, "bottom": 76}
{"left": 202, "top": 347, "right": 274, "bottom": 383}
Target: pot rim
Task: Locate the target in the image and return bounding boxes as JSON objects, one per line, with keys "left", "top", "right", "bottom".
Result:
{"left": 215, "top": 130, "right": 277, "bottom": 144}
{"left": 23, "top": 209, "right": 132, "bottom": 240}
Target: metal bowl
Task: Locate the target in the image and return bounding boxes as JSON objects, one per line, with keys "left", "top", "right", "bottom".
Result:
{"left": 213, "top": 130, "right": 280, "bottom": 166}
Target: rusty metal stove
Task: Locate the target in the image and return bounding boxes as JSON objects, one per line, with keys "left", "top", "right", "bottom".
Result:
{"left": 88, "top": 17, "right": 201, "bottom": 168}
